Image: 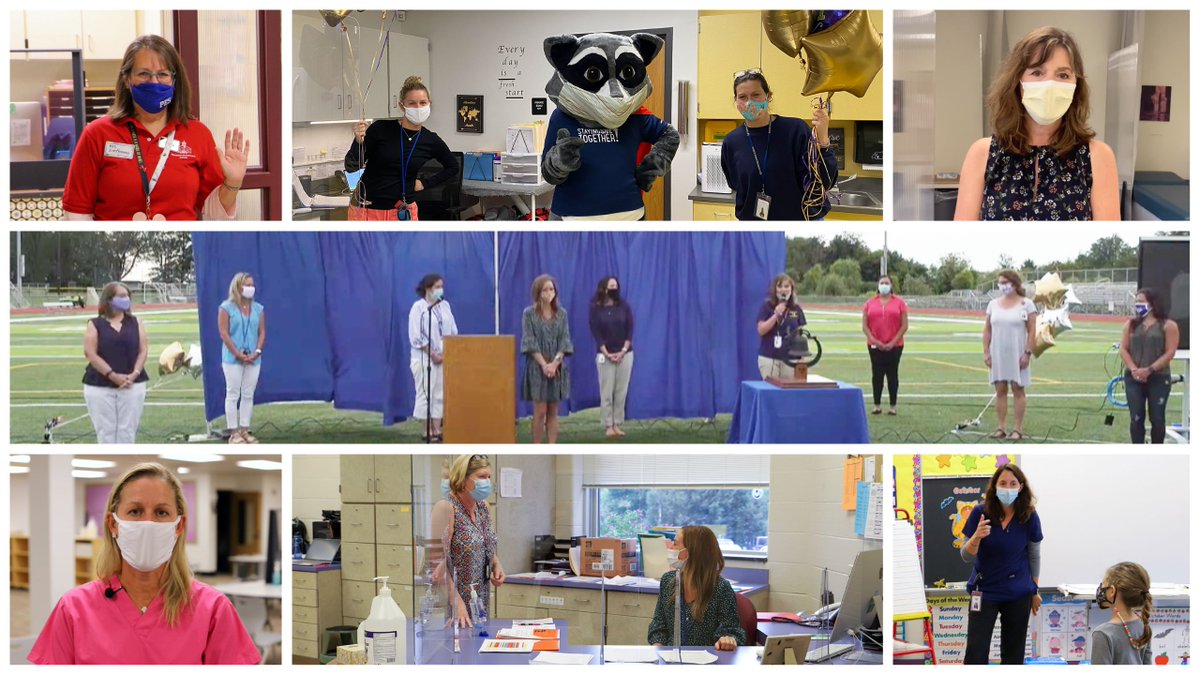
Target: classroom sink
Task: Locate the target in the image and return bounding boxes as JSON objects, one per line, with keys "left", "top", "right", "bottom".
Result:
{"left": 833, "top": 192, "right": 881, "bottom": 207}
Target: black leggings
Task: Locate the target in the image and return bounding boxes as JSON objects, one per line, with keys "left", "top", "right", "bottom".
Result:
{"left": 964, "top": 594, "right": 1033, "bottom": 664}
{"left": 867, "top": 346, "right": 903, "bottom": 407}
{"left": 1125, "top": 371, "right": 1172, "bottom": 444}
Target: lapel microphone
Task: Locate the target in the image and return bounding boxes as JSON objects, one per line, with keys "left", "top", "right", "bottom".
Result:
{"left": 105, "top": 584, "right": 125, "bottom": 600}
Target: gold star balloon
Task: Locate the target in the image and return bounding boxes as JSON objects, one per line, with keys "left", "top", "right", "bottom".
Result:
{"left": 761, "top": 10, "right": 810, "bottom": 60}
{"left": 798, "top": 10, "right": 883, "bottom": 98}
{"left": 320, "top": 10, "right": 353, "bottom": 29}
{"left": 1033, "top": 272, "right": 1068, "bottom": 309}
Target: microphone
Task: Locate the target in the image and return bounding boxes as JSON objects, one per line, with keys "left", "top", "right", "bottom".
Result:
{"left": 105, "top": 584, "right": 124, "bottom": 600}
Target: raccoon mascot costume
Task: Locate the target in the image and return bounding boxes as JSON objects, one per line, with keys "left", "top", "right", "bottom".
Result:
{"left": 542, "top": 32, "right": 680, "bottom": 220}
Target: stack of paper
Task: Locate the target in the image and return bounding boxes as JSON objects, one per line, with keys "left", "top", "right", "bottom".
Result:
{"left": 531, "top": 652, "right": 594, "bottom": 665}
{"left": 658, "top": 649, "right": 719, "bottom": 664}
{"left": 603, "top": 646, "right": 661, "bottom": 663}
{"left": 513, "top": 618, "right": 556, "bottom": 627}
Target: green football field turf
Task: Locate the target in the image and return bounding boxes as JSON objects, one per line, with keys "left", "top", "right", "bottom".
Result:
{"left": 10, "top": 305, "right": 1167, "bottom": 444}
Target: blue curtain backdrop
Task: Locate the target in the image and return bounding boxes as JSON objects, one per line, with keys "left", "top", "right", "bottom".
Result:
{"left": 497, "top": 231, "right": 785, "bottom": 420}
{"left": 193, "top": 232, "right": 496, "bottom": 425}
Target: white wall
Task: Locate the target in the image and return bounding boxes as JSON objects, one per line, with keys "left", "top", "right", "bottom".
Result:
{"left": 1135, "top": 11, "right": 1189, "bottom": 178}
{"left": 396, "top": 10, "right": 699, "bottom": 219}
{"left": 10, "top": 474, "right": 31, "bottom": 535}
{"left": 496, "top": 455, "right": 555, "bottom": 578}
{"left": 766, "top": 455, "right": 882, "bottom": 613}
{"left": 293, "top": 455, "right": 343, "bottom": 538}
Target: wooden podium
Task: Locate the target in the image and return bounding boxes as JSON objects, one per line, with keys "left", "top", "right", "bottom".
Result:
{"left": 442, "top": 335, "right": 517, "bottom": 444}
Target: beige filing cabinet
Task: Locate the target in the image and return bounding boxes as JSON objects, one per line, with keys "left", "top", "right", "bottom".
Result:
{"left": 293, "top": 566, "right": 342, "bottom": 661}
{"left": 339, "top": 455, "right": 416, "bottom": 625}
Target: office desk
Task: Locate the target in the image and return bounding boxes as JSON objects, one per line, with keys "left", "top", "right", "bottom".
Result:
{"left": 462, "top": 179, "right": 554, "bottom": 217}
{"left": 342, "top": 620, "right": 840, "bottom": 665}
{"left": 228, "top": 554, "right": 266, "bottom": 580}
{"left": 755, "top": 621, "right": 875, "bottom": 664}
{"left": 727, "top": 380, "right": 871, "bottom": 444}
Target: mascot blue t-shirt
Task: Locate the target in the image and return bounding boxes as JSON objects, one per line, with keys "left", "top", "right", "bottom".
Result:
{"left": 544, "top": 107, "right": 671, "bottom": 218}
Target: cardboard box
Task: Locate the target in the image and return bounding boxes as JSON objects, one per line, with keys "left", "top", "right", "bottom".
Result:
{"left": 581, "top": 537, "right": 637, "bottom": 577}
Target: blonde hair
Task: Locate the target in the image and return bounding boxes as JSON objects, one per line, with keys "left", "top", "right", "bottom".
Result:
{"left": 678, "top": 526, "right": 726, "bottom": 625}
{"left": 227, "top": 272, "right": 254, "bottom": 305}
{"left": 96, "top": 463, "right": 193, "bottom": 626}
{"left": 401, "top": 75, "right": 429, "bottom": 103}
{"left": 1104, "top": 562, "right": 1153, "bottom": 649}
{"left": 987, "top": 26, "right": 1094, "bottom": 157}
{"left": 448, "top": 454, "right": 491, "bottom": 494}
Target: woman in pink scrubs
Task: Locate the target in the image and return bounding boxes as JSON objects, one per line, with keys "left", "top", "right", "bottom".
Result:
{"left": 29, "top": 463, "right": 260, "bottom": 664}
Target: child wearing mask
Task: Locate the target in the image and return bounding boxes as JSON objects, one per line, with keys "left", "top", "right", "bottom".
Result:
{"left": 1090, "top": 562, "right": 1153, "bottom": 665}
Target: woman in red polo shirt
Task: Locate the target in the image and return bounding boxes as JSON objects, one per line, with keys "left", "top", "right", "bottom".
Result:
{"left": 62, "top": 35, "right": 250, "bottom": 221}
{"left": 861, "top": 274, "right": 909, "bottom": 415}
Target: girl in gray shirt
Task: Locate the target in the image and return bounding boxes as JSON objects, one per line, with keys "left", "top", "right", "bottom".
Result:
{"left": 1090, "top": 562, "right": 1154, "bottom": 665}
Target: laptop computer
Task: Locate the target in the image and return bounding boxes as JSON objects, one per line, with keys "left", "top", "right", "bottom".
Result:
{"left": 293, "top": 537, "right": 340, "bottom": 567}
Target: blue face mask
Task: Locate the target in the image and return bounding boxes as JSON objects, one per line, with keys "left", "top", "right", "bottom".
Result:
{"left": 111, "top": 297, "right": 132, "bottom": 312}
{"left": 470, "top": 478, "right": 491, "bottom": 501}
{"left": 440, "top": 479, "right": 451, "bottom": 500}
{"left": 996, "top": 487, "right": 1020, "bottom": 505}
{"left": 740, "top": 99, "right": 769, "bottom": 122}
{"left": 130, "top": 82, "right": 174, "bottom": 113}
{"left": 432, "top": 288, "right": 445, "bottom": 301}
{"left": 1134, "top": 303, "right": 1150, "bottom": 318}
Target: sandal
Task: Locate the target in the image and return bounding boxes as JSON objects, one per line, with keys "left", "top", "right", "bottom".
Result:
{"left": 242, "top": 431, "right": 260, "bottom": 444}
{"left": 1007, "top": 430, "right": 1026, "bottom": 441}
{"left": 887, "top": 408, "right": 897, "bottom": 416}
{"left": 614, "top": 426, "right": 626, "bottom": 437}
{"left": 229, "top": 430, "right": 246, "bottom": 444}
{"left": 989, "top": 428, "right": 1008, "bottom": 440}
{"left": 871, "top": 407, "right": 882, "bottom": 415}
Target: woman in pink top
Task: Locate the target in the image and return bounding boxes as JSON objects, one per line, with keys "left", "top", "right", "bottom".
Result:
{"left": 862, "top": 275, "right": 909, "bottom": 415}
{"left": 29, "top": 463, "right": 260, "bottom": 665}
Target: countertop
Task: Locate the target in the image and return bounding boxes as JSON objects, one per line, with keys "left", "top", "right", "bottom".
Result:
{"left": 505, "top": 568, "right": 768, "bottom": 596}
{"left": 690, "top": 176, "right": 883, "bottom": 216}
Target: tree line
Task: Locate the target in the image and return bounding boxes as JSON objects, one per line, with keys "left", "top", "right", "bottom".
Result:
{"left": 10, "top": 232, "right": 193, "bottom": 286}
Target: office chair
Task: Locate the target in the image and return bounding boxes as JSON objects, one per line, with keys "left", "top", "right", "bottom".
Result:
{"left": 735, "top": 592, "right": 758, "bottom": 646}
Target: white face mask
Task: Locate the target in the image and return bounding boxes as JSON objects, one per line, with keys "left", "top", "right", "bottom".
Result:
{"left": 404, "top": 105, "right": 431, "bottom": 125}
{"left": 666, "top": 547, "right": 687, "bottom": 570}
{"left": 1021, "top": 80, "right": 1076, "bottom": 126}
{"left": 114, "top": 516, "right": 181, "bottom": 572}
{"left": 556, "top": 79, "right": 650, "bottom": 130}
{"left": 241, "top": 285, "right": 256, "bottom": 299}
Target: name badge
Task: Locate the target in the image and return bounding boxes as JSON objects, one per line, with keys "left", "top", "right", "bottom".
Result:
{"left": 158, "top": 138, "right": 181, "bottom": 152}
{"left": 103, "top": 142, "right": 135, "bottom": 160}
{"left": 755, "top": 192, "right": 772, "bottom": 220}
{"left": 969, "top": 591, "right": 983, "bottom": 612}
{"left": 773, "top": 335, "right": 783, "bottom": 349}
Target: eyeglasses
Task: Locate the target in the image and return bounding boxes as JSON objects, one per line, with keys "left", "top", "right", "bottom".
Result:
{"left": 472, "top": 454, "right": 489, "bottom": 462}
{"left": 733, "top": 68, "right": 763, "bottom": 80}
{"left": 132, "top": 70, "right": 175, "bottom": 84}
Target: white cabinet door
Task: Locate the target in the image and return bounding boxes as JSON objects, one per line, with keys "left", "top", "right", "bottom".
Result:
{"left": 82, "top": 11, "right": 136, "bottom": 60}
{"left": 345, "top": 25, "right": 390, "bottom": 121}
{"left": 340, "top": 455, "right": 376, "bottom": 503}
{"left": 292, "top": 11, "right": 344, "bottom": 123}
{"left": 24, "top": 11, "right": 81, "bottom": 60}
{"left": 11, "top": 12, "right": 27, "bottom": 61}
{"left": 387, "top": 33, "right": 430, "bottom": 118}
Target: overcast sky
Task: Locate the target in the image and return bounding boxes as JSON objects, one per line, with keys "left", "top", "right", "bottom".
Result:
{"left": 784, "top": 225, "right": 1169, "bottom": 269}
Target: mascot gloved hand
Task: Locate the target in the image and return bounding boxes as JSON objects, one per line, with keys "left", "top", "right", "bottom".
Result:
{"left": 541, "top": 32, "right": 681, "bottom": 220}
{"left": 545, "top": 128, "right": 585, "bottom": 182}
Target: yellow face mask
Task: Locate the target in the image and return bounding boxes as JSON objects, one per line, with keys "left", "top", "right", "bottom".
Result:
{"left": 1021, "top": 80, "right": 1076, "bottom": 126}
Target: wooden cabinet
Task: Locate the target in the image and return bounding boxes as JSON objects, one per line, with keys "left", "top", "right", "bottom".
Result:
{"left": 292, "top": 567, "right": 342, "bottom": 661}
{"left": 341, "top": 504, "right": 376, "bottom": 544}
{"left": 691, "top": 199, "right": 739, "bottom": 221}
{"left": 698, "top": 11, "right": 883, "bottom": 122}
{"left": 10, "top": 536, "right": 29, "bottom": 589}
{"left": 496, "top": 583, "right": 656, "bottom": 646}
{"left": 17, "top": 11, "right": 137, "bottom": 61}
{"left": 340, "top": 455, "right": 412, "bottom": 504}
{"left": 376, "top": 504, "right": 413, "bottom": 545}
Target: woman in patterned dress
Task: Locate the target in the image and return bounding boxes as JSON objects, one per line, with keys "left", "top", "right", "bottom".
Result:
{"left": 954, "top": 26, "right": 1118, "bottom": 221}
{"left": 438, "top": 454, "right": 504, "bottom": 628}
{"left": 521, "top": 274, "right": 574, "bottom": 444}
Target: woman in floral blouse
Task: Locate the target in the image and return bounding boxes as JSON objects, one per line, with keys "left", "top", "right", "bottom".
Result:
{"left": 439, "top": 454, "right": 504, "bottom": 627}
{"left": 648, "top": 526, "right": 746, "bottom": 649}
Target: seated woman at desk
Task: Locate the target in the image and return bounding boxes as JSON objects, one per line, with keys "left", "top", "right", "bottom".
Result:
{"left": 1091, "top": 562, "right": 1153, "bottom": 665}
{"left": 648, "top": 526, "right": 746, "bottom": 650}
{"left": 29, "top": 463, "right": 259, "bottom": 664}
{"left": 346, "top": 75, "right": 458, "bottom": 220}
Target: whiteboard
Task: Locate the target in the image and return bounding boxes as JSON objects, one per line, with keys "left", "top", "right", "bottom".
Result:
{"left": 1019, "top": 455, "right": 1189, "bottom": 586}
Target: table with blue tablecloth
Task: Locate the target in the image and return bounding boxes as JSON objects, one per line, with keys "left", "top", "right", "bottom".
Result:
{"left": 727, "top": 380, "right": 870, "bottom": 444}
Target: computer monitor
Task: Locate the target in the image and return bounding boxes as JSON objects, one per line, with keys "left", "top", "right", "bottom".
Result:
{"left": 829, "top": 548, "right": 883, "bottom": 644}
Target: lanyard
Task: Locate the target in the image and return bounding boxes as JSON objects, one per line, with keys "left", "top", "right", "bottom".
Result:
{"left": 399, "top": 126, "right": 423, "bottom": 203}
{"left": 127, "top": 123, "right": 175, "bottom": 216}
{"left": 237, "top": 303, "right": 254, "bottom": 351}
{"left": 745, "top": 120, "right": 772, "bottom": 187}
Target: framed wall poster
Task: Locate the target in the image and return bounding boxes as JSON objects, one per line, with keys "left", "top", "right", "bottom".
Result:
{"left": 457, "top": 95, "right": 484, "bottom": 133}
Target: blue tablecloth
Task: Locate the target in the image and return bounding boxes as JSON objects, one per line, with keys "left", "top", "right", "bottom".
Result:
{"left": 727, "top": 380, "right": 870, "bottom": 444}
